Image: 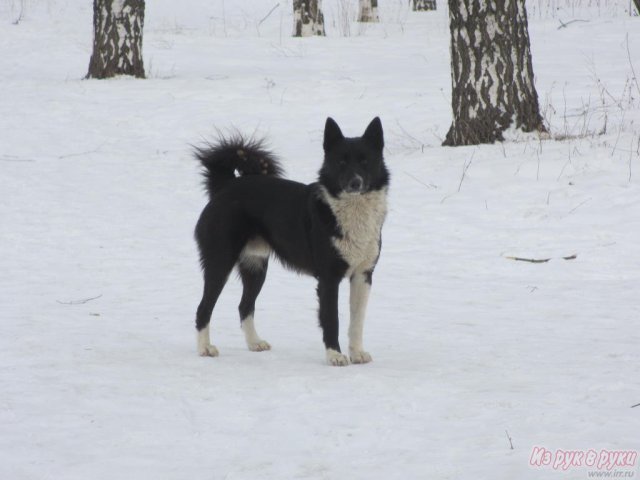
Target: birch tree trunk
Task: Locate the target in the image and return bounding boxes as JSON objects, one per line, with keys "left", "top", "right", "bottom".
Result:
{"left": 443, "top": 0, "right": 546, "bottom": 146}
{"left": 87, "top": 0, "right": 145, "bottom": 79}
{"left": 358, "top": 0, "right": 379, "bottom": 22}
{"left": 293, "top": 0, "right": 326, "bottom": 37}
{"left": 413, "top": 0, "right": 437, "bottom": 11}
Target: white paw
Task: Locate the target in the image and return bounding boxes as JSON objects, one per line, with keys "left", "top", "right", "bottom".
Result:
{"left": 198, "top": 344, "right": 219, "bottom": 357}
{"left": 350, "top": 349, "right": 372, "bottom": 364}
{"left": 248, "top": 340, "right": 271, "bottom": 352}
{"left": 326, "top": 349, "right": 350, "bottom": 366}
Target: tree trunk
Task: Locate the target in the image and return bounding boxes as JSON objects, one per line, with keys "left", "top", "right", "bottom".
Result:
{"left": 293, "top": 0, "right": 325, "bottom": 37}
{"left": 87, "top": 0, "right": 145, "bottom": 79}
{"left": 413, "top": 0, "right": 437, "bottom": 11}
{"left": 443, "top": 0, "right": 546, "bottom": 146}
{"left": 358, "top": 0, "right": 379, "bottom": 22}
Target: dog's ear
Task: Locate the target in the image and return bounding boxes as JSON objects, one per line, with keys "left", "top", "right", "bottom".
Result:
{"left": 363, "top": 117, "right": 384, "bottom": 151}
{"left": 323, "top": 117, "right": 344, "bottom": 152}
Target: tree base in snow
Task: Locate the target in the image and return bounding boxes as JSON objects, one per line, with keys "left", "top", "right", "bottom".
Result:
{"left": 443, "top": 0, "right": 545, "bottom": 146}
{"left": 443, "top": 119, "right": 547, "bottom": 146}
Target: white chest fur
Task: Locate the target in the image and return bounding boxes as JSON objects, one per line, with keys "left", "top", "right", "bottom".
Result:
{"left": 320, "top": 186, "right": 388, "bottom": 274}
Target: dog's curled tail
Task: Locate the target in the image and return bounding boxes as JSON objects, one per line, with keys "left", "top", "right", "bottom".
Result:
{"left": 194, "top": 134, "right": 283, "bottom": 197}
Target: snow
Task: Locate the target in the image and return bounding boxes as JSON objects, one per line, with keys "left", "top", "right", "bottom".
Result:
{"left": 1, "top": 1, "right": 639, "bottom": 479}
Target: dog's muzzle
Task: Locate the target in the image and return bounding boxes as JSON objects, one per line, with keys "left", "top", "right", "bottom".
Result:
{"left": 345, "top": 174, "right": 364, "bottom": 194}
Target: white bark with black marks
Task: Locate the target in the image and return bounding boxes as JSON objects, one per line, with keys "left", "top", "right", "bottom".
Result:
{"left": 413, "top": 0, "right": 437, "bottom": 11}
{"left": 87, "top": 0, "right": 145, "bottom": 79}
{"left": 358, "top": 0, "right": 379, "bottom": 22}
{"left": 293, "top": 0, "right": 325, "bottom": 37}
{"left": 444, "top": 0, "right": 545, "bottom": 146}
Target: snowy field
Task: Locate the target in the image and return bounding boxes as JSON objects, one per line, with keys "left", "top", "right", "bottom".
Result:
{"left": 1, "top": 0, "right": 639, "bottom": 479}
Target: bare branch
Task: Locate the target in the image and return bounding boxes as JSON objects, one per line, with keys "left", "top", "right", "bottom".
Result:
{"left": 557, "top": 18, "right": 589, "bottom": 29}
{"left": 505, "top": 254, "right": 577, "bottom": 263}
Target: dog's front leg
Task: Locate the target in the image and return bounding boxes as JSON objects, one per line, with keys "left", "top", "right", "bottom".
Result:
{"left": 317, "top": 277, "right": 349, "bottom": 366}
{"left": 348, "top": 270, "right": 373, "bottom": 364}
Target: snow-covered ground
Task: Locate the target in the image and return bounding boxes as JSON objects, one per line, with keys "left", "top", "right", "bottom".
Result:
{"left": 1, "top": 1, "right": 639, "bottom": 479}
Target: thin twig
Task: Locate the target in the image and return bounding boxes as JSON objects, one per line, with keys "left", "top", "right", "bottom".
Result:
{"left": 57, "top": 142, "right": 106, "bottom": 159}
{"left": 611, "top": 109, "right": 626, "bottom": 157}
{"left": 1, "top": 155, "right": 34, "bottom": 162}
{"left": 457, "top": 151, "right": 475, "bottom": 192}
{"left": 12, "top": 0, "right": 25, "bottom": 25}
{"left": 632, "top": 402, "right": 640, "bottom": 408}
{"left": 258, "top": 3, "right": 280, "bottom": 27}
{"left": 404, "top": 171, "right": 438, "bottom": 189}
{"left": 58, "top": 150, "right": 99, "bottom": 159}
{"left": 441, "top": 151, "right": 475, "bottom": 203}
{"left": 505, "top": 430, "right": 514, "bottom": 450}
{"left": 558, "top": 155, "right": 572, "bottom": 181}
{"left": 562, "top": 83, "right": 568, "bottom": 138}
{"left": 57, "top": 294, "right": 103, "bottom": 305}
{"left": 626, "top": 33, "right": 640, "bottom": 99}
{"left": 395, "top": 120, "right": 425, "bottom": 151}
{"left": 629, "top": 135, "right": 634, "bottom": 183}
{"left": 568, "top": 197, "right": 592, "bottom": 214}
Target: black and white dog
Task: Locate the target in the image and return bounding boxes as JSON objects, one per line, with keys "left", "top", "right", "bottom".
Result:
{"left": 193, "top": 117, "right": 389, "bottom": 366}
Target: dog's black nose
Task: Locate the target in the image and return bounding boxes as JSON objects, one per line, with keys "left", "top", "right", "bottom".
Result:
{"left": 347, "top": 175, "right": 363, "bottom": 193}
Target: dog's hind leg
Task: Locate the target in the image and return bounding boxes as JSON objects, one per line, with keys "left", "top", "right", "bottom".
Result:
{"left": 196, "top": 256, "right": 236, "bottom": 357}
{"left": 238, "top": 255, "right": 271, "bottom": 352}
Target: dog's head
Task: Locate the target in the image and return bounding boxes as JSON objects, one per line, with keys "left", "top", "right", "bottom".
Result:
{"left": 319, "top": 117, "right": 389, "bottom": 196}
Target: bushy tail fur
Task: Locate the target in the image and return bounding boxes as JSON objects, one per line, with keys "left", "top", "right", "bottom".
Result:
{"left": 194, "top": 134, "right": 283, "bottom": 197}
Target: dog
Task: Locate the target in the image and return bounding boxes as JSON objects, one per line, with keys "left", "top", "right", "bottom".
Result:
{"left": 193, "top": 117, "right": 389, "bottom": 366}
